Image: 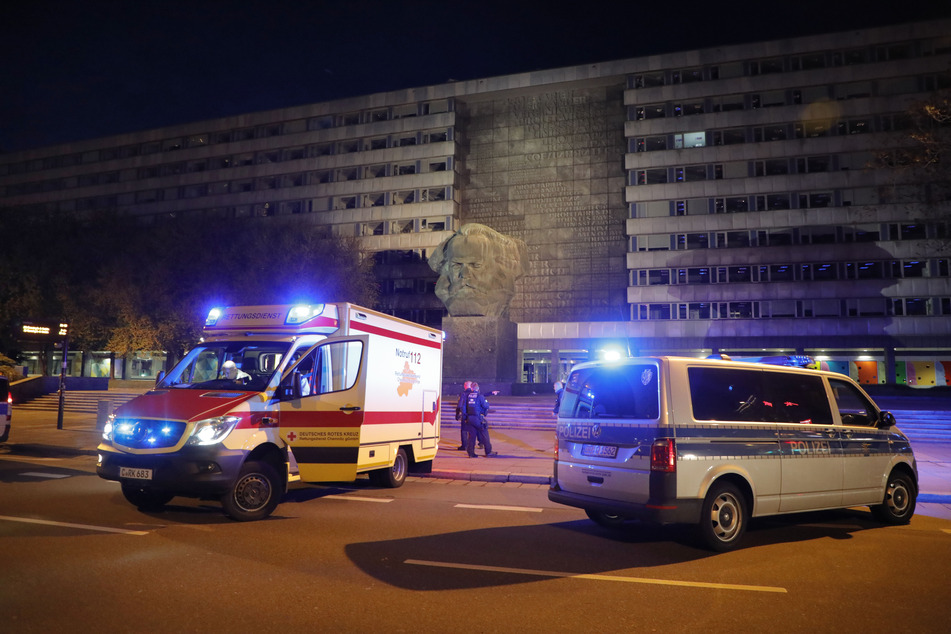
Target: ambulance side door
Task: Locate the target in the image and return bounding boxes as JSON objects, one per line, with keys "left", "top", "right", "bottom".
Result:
{"left": 277, "top": 335, "right": 368, "bottom": 483}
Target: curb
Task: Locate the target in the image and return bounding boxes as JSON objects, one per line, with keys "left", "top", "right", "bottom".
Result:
{"left": 424, "top": 469, "right": 552, "bottom": 485}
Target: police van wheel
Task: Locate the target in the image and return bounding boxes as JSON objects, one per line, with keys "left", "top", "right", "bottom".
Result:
{"left": 221, "top": 460, "right": 281, "bottom": 521}
{"left": 698, "top": 481, "right": 748, "bottom": 552}
{"left": 585, "top": 509, "right": 626, "bottom": 528}
{"left": 371, "top": 447, "right": 408, "bottom": 488}
{"left": 871, "top": 471, "right": 916, "bottom": 525}
{"left": 121, "top": 485, "right": 174, "bottom": 510}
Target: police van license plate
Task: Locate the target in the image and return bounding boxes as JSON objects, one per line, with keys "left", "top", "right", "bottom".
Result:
{"left": 581, "top": 444, "right": 618, "bottom": 458}
{"left": 120, "top": 467, "right": 152, "bottom": 480}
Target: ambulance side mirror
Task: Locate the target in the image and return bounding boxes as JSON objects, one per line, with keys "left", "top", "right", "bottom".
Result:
{"left": 281, "top": 372, "right": 303, "bottom": 400}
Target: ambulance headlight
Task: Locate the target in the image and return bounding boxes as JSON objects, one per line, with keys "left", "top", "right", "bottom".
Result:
{"left": 187, "top": 415, "right": 241, "bottom": 445}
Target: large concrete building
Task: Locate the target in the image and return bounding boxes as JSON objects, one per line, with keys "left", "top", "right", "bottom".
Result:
{"left": 2, "top": 19, "right": 950, "bottom": 386}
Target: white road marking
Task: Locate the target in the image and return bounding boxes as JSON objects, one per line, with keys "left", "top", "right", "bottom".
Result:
{"left": 405, "top": 559, "right": 787, "bottom": 593}
{"left": 323, "top": 494, "right": 394, "bottom": 503}
{"left": 0, "top": 515, "right": 150, "bottom": 536}
{"left": 21, "top": 472, "right": 71, "bottom": 479}
{"left": 454, "top": 503, "right": 543, "bottom": 513}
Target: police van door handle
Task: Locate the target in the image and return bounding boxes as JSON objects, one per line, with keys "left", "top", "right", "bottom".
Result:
{"left": 340, "top": 405, "right": 362, "bottom": 412}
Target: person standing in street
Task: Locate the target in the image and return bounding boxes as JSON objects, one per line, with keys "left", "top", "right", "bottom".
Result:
{"left": 463, "top": 382, "right": 496, "bottom": 457}
{"left": 455, "top": 381, "right": 472, "bottom": 450}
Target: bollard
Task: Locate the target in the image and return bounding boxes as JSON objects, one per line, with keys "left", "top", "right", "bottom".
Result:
{"left": 97, "top": 400, "right": 113, "bottom": 430}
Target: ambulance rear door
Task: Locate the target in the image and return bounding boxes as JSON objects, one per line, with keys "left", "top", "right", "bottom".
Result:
{"left": 278, "top": 335, "right": 368, "bottom": 483}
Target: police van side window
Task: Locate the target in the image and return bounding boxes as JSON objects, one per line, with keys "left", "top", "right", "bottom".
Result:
{"left": 562, "top": 365, "right": 659, "bottom": 419}
{"left": 690, "top": 368, "right": 764, "bottom": 422}
{"left": 689, "top": 367, "right": 831, "bottom": 424}
{"left": 829, "top": 378, "right": 877, "bottom": 426}
{"left": 760, "top": 372, "right": 832, "bottom": 425}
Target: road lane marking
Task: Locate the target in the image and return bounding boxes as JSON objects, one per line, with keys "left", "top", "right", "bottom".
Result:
{"left": 323, "top": 495, "right": 393, "bottom": 503}
{"left": 454, "top": 503, "right": 543, "bottom": 513}
{"left": 0, "top": 515, "right": 150, "bottom": 535}
{"left": 21, "top": 472, "right": 71, "bottom": 479}
{"left": 405, "top": 559, "right": 787, "bottom": 593}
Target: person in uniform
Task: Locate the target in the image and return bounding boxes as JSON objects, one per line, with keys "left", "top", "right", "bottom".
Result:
{"left": 455, "top": 381, "right": 473, "bottom": 450}
{"left": 462, "top": 382, "right": 496, "bottom": 457}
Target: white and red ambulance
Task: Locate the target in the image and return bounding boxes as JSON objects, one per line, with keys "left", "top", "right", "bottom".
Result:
{"left": 97, "top": 303, "right": 443, "bottom": 520}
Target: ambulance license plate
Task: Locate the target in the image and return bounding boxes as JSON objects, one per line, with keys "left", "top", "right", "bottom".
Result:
{"left": 120, "top": 467, "right": 153, "bottom": 480}
{"left": 581, "top": 444, "right": 617, "bottom": 458}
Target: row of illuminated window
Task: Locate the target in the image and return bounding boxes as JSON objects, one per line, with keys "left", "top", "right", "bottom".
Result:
{"left": 41, "top": 181, "right": 453, "bottom": 215}
{"left": 627, "top": 36, "right": 950, "bottom": 88}
{"left": 631, "top": 152, "right": 875, "bottom": 186}
{"left": 630, "top": 73, "right": 948, "bottom": 120}
{"left": 2, "top": 132, "right": 452, "bottom": 197}
{"left": 632, "top": 258, "right": 950, "bottom": 287}
{"left": 628, "top": 113, "right": 912, "bottom": 153}
{"left": 631, "top": 222, "right": 943, "bottom": 251}
{"left": 631, "top": 186, "right": 932, "bottom": 218}
{"left": 631, "top": 297, "right": 951, "bottom": 321}
{"left": 0, "top": 99, "right": 453, "bottom": 176}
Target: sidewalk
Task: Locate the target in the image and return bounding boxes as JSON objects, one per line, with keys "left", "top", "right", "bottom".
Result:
{"left": 4, "top": 406, "right": 951, "bottom": 521}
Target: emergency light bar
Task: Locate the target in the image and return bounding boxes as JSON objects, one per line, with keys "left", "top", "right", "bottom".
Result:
{"left": 286, "top": 304, "right": 325, "bottom": 325}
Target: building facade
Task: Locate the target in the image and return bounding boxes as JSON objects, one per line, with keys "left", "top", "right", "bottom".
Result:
{"left": 2, "top": 20, "right": 950, "bottom": 386}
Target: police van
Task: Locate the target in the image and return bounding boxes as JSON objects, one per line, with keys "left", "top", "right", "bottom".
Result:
{"left": 548, "top": 356, "right": 918, "bottom": 551}
{"left": 97, "top": 303, "right": 443, "bottom": 521}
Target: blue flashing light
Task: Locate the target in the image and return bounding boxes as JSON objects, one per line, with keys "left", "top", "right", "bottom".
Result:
{"left": 286, "top": 304, "right": 325, "bottom": 325}
{"left": 205, "top": 308, "right": 222, "bottom": 327}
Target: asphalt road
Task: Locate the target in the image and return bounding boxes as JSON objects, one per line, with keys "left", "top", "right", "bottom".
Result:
{"left": 2, "top": 450, "right": 950, "bottom": 633}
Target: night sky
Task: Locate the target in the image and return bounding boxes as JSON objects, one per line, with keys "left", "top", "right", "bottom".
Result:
{"left": 1, "top": 0, "right": 947, "bottom": 153}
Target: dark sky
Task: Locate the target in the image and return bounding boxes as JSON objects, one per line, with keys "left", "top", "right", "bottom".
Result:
{"left": 1, "top": 0, "right": 947, "bottom": 153}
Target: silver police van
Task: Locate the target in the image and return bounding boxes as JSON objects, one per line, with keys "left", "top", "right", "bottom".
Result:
{"left": 548, "top": 356, "right": 918, "bottom": 551}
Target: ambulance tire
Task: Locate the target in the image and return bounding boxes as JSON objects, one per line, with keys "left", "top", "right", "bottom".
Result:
{"left": 221, "top": 460, "right": 281, "bottom": 521}
{"left": 871, "top": 470, "right": 916, "bottom": 525}
{"left": 370, "top": 447, "right": 408, "bottom": 488}
{"left": 121, "top": 485, "right": 175, "bottom": 510}
{"left": 698, "top": 481, "right": 748, "bottom": 552}
{"left": 585, "top": 509, "right": 626, "bottom": 528}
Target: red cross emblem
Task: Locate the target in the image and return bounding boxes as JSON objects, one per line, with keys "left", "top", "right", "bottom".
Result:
{"left": 287, "top": 431, "right": 297, "bottom": 442}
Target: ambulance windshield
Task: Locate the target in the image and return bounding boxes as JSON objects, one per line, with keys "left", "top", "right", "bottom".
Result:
{"left": 159, "top": 342, "right": 291, "bottom": 391}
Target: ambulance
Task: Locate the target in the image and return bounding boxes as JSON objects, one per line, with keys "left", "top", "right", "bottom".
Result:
{"left": 97, "top": 303, "right": 443, "bottom": 521}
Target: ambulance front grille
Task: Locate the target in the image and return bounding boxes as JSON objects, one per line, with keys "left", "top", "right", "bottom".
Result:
{"left": 112, "top": 419, "right": 187, "bottom": 449}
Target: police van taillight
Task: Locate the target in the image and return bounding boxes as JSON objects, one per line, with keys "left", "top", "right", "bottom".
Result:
{"left": 650, "top": 439, "right": 676, "bottom": 472}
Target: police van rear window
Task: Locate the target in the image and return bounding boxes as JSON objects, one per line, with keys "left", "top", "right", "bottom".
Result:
{"left": 562, "top": 364, "right": 659, "bottom": 420}
{"left": 688, "top": 367, "right": 832, "bottom": 425}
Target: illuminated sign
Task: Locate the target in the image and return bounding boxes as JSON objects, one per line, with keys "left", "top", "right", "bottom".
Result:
{"left": 18, "top": 320, "right": 69, "bottom": 342}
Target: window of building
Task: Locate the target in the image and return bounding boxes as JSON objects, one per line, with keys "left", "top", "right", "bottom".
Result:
{"left": 635, "top": 104, "right": 666, "bottom": 120}
{"left": 393, "top": 190, "right": 415, "bottom": 204}
{"left": 711, "top": 94, "right": 744, "bottom": 112}
{"left": 673, "top": 132, "right": 706, "bottom": 148}
{"left": 751, "top": 58, "right": 784, "bottom": 75}
{"left": 636, "top": 168, "right": 667, "bottom": 184}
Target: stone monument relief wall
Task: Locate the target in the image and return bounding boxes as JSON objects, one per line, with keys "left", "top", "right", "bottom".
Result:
{"left": 458, "top": 85, "right": 630, "bottom": 323}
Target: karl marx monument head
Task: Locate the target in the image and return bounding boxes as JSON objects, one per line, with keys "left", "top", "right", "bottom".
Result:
{"left": 428, "top": 223, "right": 527, "bottom": 317}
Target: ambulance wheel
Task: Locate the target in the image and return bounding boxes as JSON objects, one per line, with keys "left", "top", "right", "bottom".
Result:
{"left": 698, "top": 481, "right": 748, "bottom": 552}
{"left": 585, "top": 509, "right": 626, "bottom": 528}
{"left": 370, "top": 447, "right": 408, "bottom": 488}
{"left": 121, "top": 485, "right": 174, "bottom": 510}
{"left": 221, "top": 460, "right": 281, "bottom": 521}
{"left": 871, "top": 471, "right": 916, "bottom": 525}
